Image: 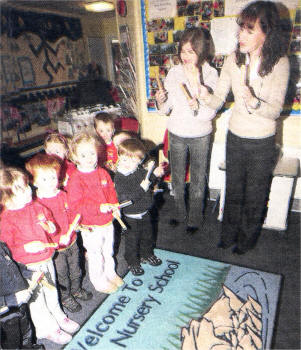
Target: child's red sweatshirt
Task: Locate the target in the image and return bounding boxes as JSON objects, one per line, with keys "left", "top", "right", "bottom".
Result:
{"left": 0, "top": 200, "right": 56, "bottom": 265}
{"left": 66, "top": 167, "right": 118, "bottom": 226}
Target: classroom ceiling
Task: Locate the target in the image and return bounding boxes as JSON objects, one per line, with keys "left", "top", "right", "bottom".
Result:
{"left": 0, "top": 0, "right": 116, "bottom": 18}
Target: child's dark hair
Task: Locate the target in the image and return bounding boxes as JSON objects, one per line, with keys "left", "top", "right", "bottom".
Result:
{"left": 94, "top": 112, "right": 115, "bottom": 129}
{"left": 118, "top": 138, "right": 146, "bottom": 161}
{"left": 178, "top": 27, "right": 214, "bottom": 70}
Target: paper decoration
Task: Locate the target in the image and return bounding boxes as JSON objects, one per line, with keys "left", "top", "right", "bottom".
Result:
{"left": 148, "top": 0, "right": 177, "bottom": 20}
{"left": 211, "top": 17, "right": 238, "bottom": 55}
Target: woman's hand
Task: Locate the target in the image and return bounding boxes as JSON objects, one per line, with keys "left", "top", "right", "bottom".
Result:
{"left": 188, "top": 97, "right": 199, "bottom": 112}
{"left": 155, "top": 89, "right": 167, "bottom": 107}
{"left": 241, "top": 84, "right": 259, "bottom": 109}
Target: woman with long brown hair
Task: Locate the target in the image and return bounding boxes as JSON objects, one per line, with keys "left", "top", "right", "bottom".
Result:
{"left": 156, "top": 27, "right": 218, "bottom": 234}
{"left": 199, "top": 1, "right": 290, "bottom": 254}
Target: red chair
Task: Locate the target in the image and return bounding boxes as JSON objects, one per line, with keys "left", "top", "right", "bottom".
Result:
{"left": 114, "top": 117, "right": 139, "bottom": 133}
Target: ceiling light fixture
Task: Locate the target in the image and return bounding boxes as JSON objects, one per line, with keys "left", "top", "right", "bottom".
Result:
{"left": 84, "top": 1, "right": 115, "bottom": 12}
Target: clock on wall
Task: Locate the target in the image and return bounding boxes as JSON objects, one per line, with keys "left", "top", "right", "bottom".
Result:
{"left": 117, "top": 0, "right": 127, "bottom": 17}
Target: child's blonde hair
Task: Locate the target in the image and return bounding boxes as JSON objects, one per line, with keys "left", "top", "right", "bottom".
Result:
{"left": 94, "top": 112, "right": 115, "bottom": 129}
{"left": 0, "top": 167, "right": 29, "bottom": 207}
{"left": 69, "top": 132, "right": 100, "bottom": 164}
{"left": 25, "top": 153, "right": 62, "bottom": 183}
{"left": 118, "top": 138, "right": 145, "bottom": 161}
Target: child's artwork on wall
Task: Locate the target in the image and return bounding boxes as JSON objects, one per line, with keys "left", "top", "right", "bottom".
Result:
{"left": 0, "top": 7, "right": 88, "bottom": 94}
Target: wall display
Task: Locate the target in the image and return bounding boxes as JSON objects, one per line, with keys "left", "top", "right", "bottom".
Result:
{"left": 17, "top": 56, "right": 35, "bottom": 87}
{"left": 141, "top": 0, "right": 300, "bottom": 115}
{"left": 0, "top": 7, "right": 87, "bottom": 95}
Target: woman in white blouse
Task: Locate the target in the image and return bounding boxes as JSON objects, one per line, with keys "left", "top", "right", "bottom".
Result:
{"left": 156, "top": 27, "right": 218, "bottom": 234}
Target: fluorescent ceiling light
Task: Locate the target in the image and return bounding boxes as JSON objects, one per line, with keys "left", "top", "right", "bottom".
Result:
{"left": 84, "top": 1, "right": 114, "bottom": 12}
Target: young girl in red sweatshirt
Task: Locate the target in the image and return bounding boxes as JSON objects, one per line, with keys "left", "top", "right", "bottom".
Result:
{"left": 26, "top": 153, "right": 93, "bottom": 314}
{"left": 0, "top": 167, "right": 79, "bottom": 345}
{"left": 44, "top": 132, "right": 76, "bottom": 187}
{"left": 67, "top": 132, "right": 124, "bottom": 293}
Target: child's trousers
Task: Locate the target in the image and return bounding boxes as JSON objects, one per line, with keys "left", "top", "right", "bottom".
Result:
{"left": 27, "top": 260, "right": 66, "bottom": 339}
{"left": 53, "top": 242, "right": 82, "bottom": 302}
{"left": 80, "top": 223, "right": 117, "bottom": 291}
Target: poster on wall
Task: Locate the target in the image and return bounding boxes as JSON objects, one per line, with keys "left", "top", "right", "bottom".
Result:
{"left": 210, "top": 17, "right": 238, "bottom": 55}
{"left": 148, "top": 0, "right": 177, "bottom": 20}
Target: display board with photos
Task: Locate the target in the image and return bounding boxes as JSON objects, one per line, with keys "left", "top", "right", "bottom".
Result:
{"left": 141, "top": 0, "right": 300, "bottom": 114}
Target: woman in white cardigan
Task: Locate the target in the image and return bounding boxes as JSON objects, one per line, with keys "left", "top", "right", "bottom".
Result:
{"left": 199, "top": 0, "right": 290, "bottom": 254}
{"left": 156, "top": 27, "right": 218, "bottom": 234}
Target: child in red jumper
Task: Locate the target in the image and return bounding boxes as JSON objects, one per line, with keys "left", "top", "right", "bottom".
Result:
{"left": 44, "top": 132, "right": 76, "bottom": 187}
{"left": 67, "top": 132, "right": 124, "bottom": 293}
{"left": 0, "top": 167, "right": 79, "bottom": 345}
{"left": 94, "top": 112, "right": 118, "bottom": 173}
{"left": 25, "top": 153, "right": 93, "bottom": 313}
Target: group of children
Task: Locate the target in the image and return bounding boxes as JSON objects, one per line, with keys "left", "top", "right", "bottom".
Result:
{"left": 0, "top": 112, "right": 165, "bottom": 347}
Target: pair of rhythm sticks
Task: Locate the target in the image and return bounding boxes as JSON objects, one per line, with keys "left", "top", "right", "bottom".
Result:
{"left": 24, "top": 213, "right": 82, "bottom": 253}
{"left": 156, "top": 73, "right": 198, "bottom": 115}
{"left": 25, "top": 199, "right": 135, "bottom": 252}
{"left": 156, "top": 72, "right": 192, "bottom": 100}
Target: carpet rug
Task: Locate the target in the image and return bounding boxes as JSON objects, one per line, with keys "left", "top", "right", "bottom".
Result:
{"left": 65, "top": 249, "right": 281, "bottom": 350}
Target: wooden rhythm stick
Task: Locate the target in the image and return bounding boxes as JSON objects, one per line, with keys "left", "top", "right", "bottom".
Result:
{"left": 27, "top": 271, "right": 45, "bottom": 293}
{"left": 180, "top": 83, "right": 198, "bottom": 116}
{"left": 180, "top": 83, "right": 193, "bottom": 101}
{"left": 118, "top": 200, "right": 133, "bottom": 209}
{"left": 145, "top": 160, "right": 156, "bottom": 181}
{"left": 59, "top": 213, "right": 81, "bottom": 245}
{"left": 66, "top": 214, "right": 81, "bottom": 238}
{"left": 24, "top": 241, "right": 58, "bottom": 253}
{"left": 112, "top": 211, "right": 127, "bottom": 231}
{"left": 113, "top": 201, "right": 133, "bottom": 231}
{"left": 156, "top": 72, "right": 163, "bottom": 91}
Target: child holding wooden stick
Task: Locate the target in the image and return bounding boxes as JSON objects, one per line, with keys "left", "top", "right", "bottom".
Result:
{"left": 114, "top": 138, "right": 165, "bottom": 276}
{"left": 67, "top": 132, "right": 124, "bottom": 293}
{"left": 0, "top": 167, "right": 79, "bottom": 345}
{"left": 25, "top": 153, "right": 92, "bottom": 313}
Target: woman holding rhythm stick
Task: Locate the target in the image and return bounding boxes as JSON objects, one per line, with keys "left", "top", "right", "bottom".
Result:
{"left": 155, "top": 27, "right": 218, "bottom": 234}
{"left": 199, "top": 1, "right": 290, "bottom": 254}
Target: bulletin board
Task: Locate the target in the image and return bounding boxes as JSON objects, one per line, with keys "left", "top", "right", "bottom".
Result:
{"left": 141, "top": 0, "right": 300, "bottom": 114}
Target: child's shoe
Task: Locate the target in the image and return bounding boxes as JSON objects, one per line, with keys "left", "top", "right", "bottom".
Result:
{"left": 73, "top": 288, "right": 93, "bottom": 301}
{"left": 43, "top": 329, "right": 72, "bottom": 345}
{"left": 57, "top": 317, "right": 80, "bottom": 334}
{"left": 62, "top": 295, "right": 82, "bottom": 313}
{"left": 110, "top": 275, "right": 124, "bottom": 287}
{"left": 128, "top": 264, "right": 144, "bottom": 276}
{"left": 141, "top": 255, "right": 162, "bottom": 266}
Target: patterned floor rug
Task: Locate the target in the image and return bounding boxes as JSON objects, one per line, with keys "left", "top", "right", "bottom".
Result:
{"left": 65, "top": 248, "right": 281, "bottom": 350}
